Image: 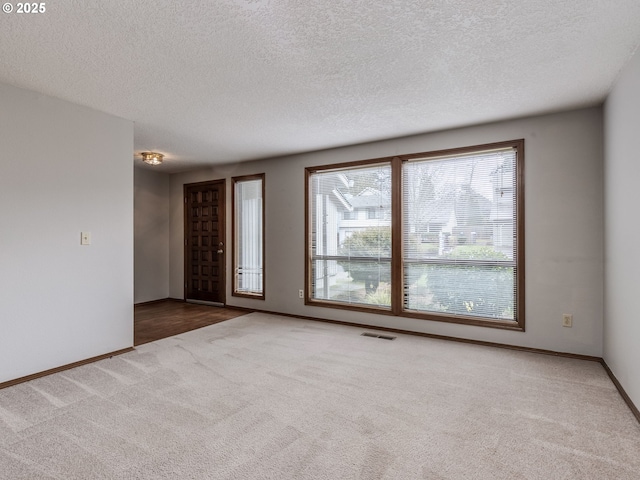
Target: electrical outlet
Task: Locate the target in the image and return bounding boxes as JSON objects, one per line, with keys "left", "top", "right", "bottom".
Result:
{"left": 562, "top": 314, "right": 573, "bottom": 328}
{"left": 298, "top": 289, "right": 304, "bottom": 299}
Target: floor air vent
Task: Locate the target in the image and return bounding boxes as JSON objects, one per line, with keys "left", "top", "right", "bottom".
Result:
{"left": 361, "top": 332, "right": 396, "bottom": 340}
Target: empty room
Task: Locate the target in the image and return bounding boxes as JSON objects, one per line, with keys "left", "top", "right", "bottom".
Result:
{"left": 1, "top": 1, "right": 639, "bottom": 478}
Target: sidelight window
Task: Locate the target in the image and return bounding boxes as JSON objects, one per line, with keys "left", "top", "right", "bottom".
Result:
{"left": 232, "top": 174, "right": 265, "bottom": 298}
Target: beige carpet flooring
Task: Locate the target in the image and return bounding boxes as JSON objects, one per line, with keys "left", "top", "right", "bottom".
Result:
{"left": 0, "top": 312, "right": 639, "bottom": 479}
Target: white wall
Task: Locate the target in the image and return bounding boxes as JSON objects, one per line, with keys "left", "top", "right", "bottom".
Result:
{"left": 169, "top": 107, "right": 604, "bottom": 356}
{"left": 0, "top": 83, "right": 133, "bottom": 383}
{"left": 604, "top": 49, "right": 640, "bottom": 407}
{"left": 134, "top": 167, "right": 170, "bottom": 303}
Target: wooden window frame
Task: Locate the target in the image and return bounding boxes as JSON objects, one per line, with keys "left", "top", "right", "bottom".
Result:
{"left": 232, "top": 173, "right": 266, "bottom": 300}
{"left": 305, "top": 140, "right": 525, "bottom": 331}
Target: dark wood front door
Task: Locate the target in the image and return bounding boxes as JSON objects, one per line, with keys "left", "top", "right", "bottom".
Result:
{"left": 184, "top": 180, "right": 225, "bottom": 305}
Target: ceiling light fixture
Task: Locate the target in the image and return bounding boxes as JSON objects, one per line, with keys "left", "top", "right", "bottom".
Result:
{"left": 141, "top": 152, "right": 164, "bottom": 166}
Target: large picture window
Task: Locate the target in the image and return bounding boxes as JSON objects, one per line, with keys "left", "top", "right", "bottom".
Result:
{"left": 232, "top": 174, "right": 265, "bottom": 299}
{"left": 305, "top": 140, "right": 524, "bottom": 330}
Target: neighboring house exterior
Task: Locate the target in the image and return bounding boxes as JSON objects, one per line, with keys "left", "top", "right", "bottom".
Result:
{"left": 490, "top": 160, "right": 515, "bottom": 257}
{"left": 312, "top": 178, "right": 391, "bottom": 299}
{"left": 338, "top": 187, "right": 391, "bottom": 244}
{"left": 312, "top": 173, "right": 351, "bottom": 295}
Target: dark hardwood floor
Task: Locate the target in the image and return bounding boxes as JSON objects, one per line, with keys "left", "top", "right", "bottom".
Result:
{"left": 134, "top": 300, "right": 249, "bottom": 346}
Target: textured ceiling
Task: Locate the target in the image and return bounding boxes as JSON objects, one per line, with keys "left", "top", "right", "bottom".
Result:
{"left": 2, "top": 1, "right": 640, "bottom": 172}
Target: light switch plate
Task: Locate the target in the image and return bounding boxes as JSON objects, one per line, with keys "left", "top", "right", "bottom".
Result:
{"left": 81, "top": 232, "right": 91, "bottom": 245}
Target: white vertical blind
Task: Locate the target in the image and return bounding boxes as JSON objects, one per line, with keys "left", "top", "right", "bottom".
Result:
{"left": 234, "top": 178, "right": 263, "bottom": 295}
